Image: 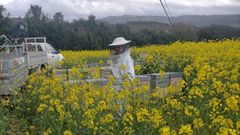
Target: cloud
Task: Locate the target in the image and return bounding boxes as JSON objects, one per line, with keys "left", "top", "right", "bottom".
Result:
{"left": 2, "top": 0, "right": 240, "bottom": 20}
{"left": 165, "top": 0, "right": 240, "bottom": 16}
{"left": 0, "top": 0, "right": 14, "bottom": 5}
{"left": 167, "top": 0, "right": 240, "bottom": 7}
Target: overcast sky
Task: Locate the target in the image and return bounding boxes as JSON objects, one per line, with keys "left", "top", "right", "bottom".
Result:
{"left": 1, "top": 0, "right": 240, "bottom": 20}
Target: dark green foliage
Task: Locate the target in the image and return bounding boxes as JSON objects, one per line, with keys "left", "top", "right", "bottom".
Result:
{"left": 1, "top": 5, "right": 240, "bottom": 50}
{"left": 197, "top": 24, "right": 240, "bottom": 41}
{"left": 0, "top": 5, "right": 13, "bottom": 35}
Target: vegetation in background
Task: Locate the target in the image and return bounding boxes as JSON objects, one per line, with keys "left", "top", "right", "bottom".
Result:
{"left": 1, "top": 5, "right": 240, "bottom": 50}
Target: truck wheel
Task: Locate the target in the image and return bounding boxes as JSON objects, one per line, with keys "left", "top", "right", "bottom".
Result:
{"left": 40, "top": 64, "right": 46, "bottom": 71}
{"left": 28, "top": 68, "right": 32, "bottom": 75}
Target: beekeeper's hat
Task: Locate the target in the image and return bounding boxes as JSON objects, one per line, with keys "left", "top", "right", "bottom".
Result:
{"left": 108, "top": 37, "right": 131, "bottom": 47}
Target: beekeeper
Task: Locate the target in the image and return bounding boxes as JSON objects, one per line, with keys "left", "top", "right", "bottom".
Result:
{"left": 108, "top": 37, "right": 135, "bottom": 86}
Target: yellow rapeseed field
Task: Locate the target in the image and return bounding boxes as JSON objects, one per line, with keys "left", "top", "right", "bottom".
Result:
{"left": 1, "top": 39, "right": 240, "bottom": 134}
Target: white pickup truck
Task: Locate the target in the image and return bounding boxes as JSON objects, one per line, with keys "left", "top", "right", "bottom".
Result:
{"left": 0, "top": 36, "right": 64, "bottom": 95}
{"left": 22, "top": 37, "right": 64, "bottom": 69}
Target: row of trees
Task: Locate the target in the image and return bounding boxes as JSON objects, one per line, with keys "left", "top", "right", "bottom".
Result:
{"left": 0, "top": 5, "right": 12, "bottom": 35}
{"left": 1, "top": 5, "right": 240, "bottom": 50}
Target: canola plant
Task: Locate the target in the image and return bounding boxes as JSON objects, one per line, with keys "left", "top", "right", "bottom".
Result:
{"left": 1, "top": 39, "right": 240, "bottom": 134}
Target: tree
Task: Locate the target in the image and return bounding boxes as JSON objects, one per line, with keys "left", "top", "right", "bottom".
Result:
{"left": 197, "top": 25, "right": 240, "bottom": 41}
{"left": 25, "top": 5, "right": 43, "bottom": 20}
{"left": 115, "top": 24, "right": 130, "bottom": 38}
{"left": 88, "top": 15, "right": 96, "bottom": 29}
{"left": 0, "top": 5, "right": 6, "bottom": 19}
{"left": 24, "top": 5, "right": 48, "bottom": 37}
{"left": 0, "top": 5, "right": 12, "bottom": 35}
{"left": 53, "top": 12, "right": 64, "bottom": 23}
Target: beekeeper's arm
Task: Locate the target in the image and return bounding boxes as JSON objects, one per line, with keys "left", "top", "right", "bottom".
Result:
{"left": 124, "top": 57, "right": 135, "bottom": 81}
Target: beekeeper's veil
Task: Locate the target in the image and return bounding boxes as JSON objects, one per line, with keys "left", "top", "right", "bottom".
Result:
{"left": 108, "top": 37, "right": 135, "bottom": 81}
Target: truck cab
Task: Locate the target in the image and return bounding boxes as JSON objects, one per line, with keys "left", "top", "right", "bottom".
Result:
{"left": 23, "top": 37, "right": 64, "bottom": 68}
{"left": 40, "top": 42, "right": 64, "bottom": 68}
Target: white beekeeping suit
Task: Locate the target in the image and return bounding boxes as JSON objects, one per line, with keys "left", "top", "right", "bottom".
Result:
{"left": 108, "top": 37, "right": 135, "bottom": 90}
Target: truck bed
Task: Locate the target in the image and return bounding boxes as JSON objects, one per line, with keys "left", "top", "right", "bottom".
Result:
{"left": 26, "top": 51, "right": 48, "bottom": 67}
{"left": 0, "top": 54, "right": 28, "bottom": 95}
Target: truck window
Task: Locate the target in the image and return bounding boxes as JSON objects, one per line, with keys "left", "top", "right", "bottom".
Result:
{"left": 27, "top": 44, "right": 36, "bottom": 52}
{"left": 37, "top": 45, "right": 43, "bottom": 51}
{"left": 26, "top": 39, "right": 34, "bottom": 43}
{"left": 16, "top": 46, "right": 24, "bottom": 54}
{"left": 46, "top": 43, "right": 56, "bottom": 52}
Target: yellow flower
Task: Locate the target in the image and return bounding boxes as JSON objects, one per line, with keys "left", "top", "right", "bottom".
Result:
{"left": 82, "top": 109, "right": 96, "bottom": 129}
{"left": 126, "top": 105, "right": 133, "bottom": 112}
{"left": 92, "top": 67, "right": 100, "bottom": 79}
{"left": 43, "top": 128, "right": 52, "bottom": 135}
{"left": 97, "top": 100, "right": 107, "bottom": 111}
{"left": 37, "top": 104, "right": 47, "bottom": 113}
{"left": 159, "top": 70, "right": 166, "bottom": 78}
{"left": 217, "top": 128, "right": 236, "bottom": 135}
{"left": 166, "top": 98, "right": 182, "bottom": 110}
{"left": 179, "top": 80, "right": 187, "bottom": 89}
{"left": 98, "top": 59, "right": 104, "bottom": 65}
{"left": 85, "top": 97, "right": 94, "bottom": 105}
{"left": 136, "top": 108, "right": 149, "bottom": 122}
{"left": 184, "top": 107, "right": 192, "bottom": 117}
{"left": 178, "top": 124, "right": 193, "bottom": 135}
{"left": 121, "top": 126, "right": 135, "bottom": 135}
{"left": 184, "top": 105, "right": 199, "bottom": 117}
{"left": 184, "top": 65, "right": 193, "bottom": 77}
{"left": 120, "top": 64, "right": 127, "bottom": 71}
{"left": 225, "top": 96, "right": 239, "bottom": 112}
{"left": 193, "top": 118, "right": 204, "bottom": 129}
{"left": 208, "top": 97, "right": 220, "bottom": 112}
{"left": 211, "top": 115, "right": 233, "bottom": 128}
{"left": 43, "top": 132, "right": 49, "bottom": 135}
{"left": 188, "top": 86, "right": 204, "bottom": 99}
{"left": 39, "top": 95, "right": 51, "bottom": 101}
{"left": 123, "top": 112, "right": 134, "bottom": 126}
{"left": 160, "top": 126, "right": 171, "bottom": 135}
{"left": 56, "top": 104, "right": 65, "bottom": 121}
{"left": 149, "top": 108, "right": 165, "bottom": 128}
{"left": 134, "top": 64, "right": 141, "bottom": 74}
{"left": 145, "top": 54, "right": 154, "bottom": 63}
{"left": 236, "top": 121, "right": 240, "bottom": 131}
{"left": 100, "top": 114, "right": 113, "bottom": 124}
{"left": 63, "top": 130, "right": 72, "bottom": 135}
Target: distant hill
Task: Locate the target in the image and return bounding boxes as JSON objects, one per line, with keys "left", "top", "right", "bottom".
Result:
{"left": 125, "top": 21, "right": 169, "bottom": 33}
{"left": 99, "top": 15, "right": 240, "bottom": 28}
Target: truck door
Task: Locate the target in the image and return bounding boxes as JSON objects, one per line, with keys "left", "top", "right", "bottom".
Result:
{"left": 44, "top": 43, "right": 61, "bottom": 68}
